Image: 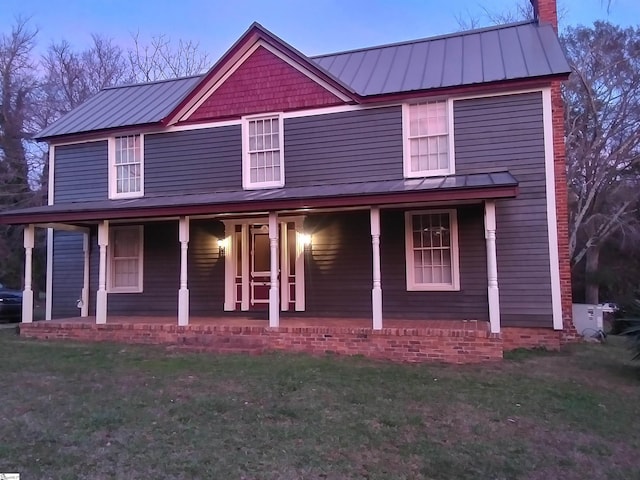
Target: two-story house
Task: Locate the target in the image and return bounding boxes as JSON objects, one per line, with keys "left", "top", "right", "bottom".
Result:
{"left": 2, "top": 0, "right": 577, "bottom": 362}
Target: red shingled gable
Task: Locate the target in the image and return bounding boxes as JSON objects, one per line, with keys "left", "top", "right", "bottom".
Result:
{"left": 186, "top": 46, "right": 345, "bottom": 122}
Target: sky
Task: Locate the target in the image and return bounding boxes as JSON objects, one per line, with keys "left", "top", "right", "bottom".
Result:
{"left": 1, "top": 0, "right": 638, "bottom": 60}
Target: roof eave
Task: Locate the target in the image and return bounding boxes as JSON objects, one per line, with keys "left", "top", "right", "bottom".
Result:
{"left": 0, "top": 184, "right": 517, "bottom": 225}
{"left": 357, "top": 73, "right": 571, "bottom": 103}
{"left": 35, "top": 121, "right": 165, "bottom": 144}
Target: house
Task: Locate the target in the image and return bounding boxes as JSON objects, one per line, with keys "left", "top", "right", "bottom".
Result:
{"left": 0, "top": 0, "right": 578, "bottom": 362}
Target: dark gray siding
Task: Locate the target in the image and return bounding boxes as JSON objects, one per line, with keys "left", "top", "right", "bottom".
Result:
{"left": 382, "top": 207, "right": 488, "bottom": 320}
{"left": 51, "top": 231, "right": 84, "bottom": 318}
{"left": 303, "top": 211, "right": 372, "bottom": 316}
{"left": 85, "top": 220, "right": 226, "bottom": 317}
{"left": 188, "top": 219, "right": 225, "bottom": 315}
{"left": 88, "top": 222, "right": 180, "bottom": 315}
{"left": 54, "top": 141, "right": 108, "bottom": 203}
{"left": 284, "top": 107, "right": 403, "bottom": 187}
{"left": 454, "top": 92, "right": 553, "bottom": 327}
{"left": 144, "top": 126, "right": 242, "bottom": 195}
{"left": 302, "top": 208, "right": 487, "bottom": 320}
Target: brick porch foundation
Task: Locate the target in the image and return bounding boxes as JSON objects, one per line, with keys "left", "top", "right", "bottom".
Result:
{"left": 20, "top": 321, "right": 505, "bottom": 364}
{"left": 501, "top": 327, "right": 561, "bottom": 351}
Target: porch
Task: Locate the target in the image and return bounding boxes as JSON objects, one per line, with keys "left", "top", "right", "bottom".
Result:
{"left": 19, "top": 315, "right": 502, "bottom": 364}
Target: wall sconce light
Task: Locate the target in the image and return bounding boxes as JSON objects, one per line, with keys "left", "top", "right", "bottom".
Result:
{"left": 217, "top": 237, "right": 228, "bottom": 256}
{"left": 298, "top": 233, "right": 312, "bottom": 248}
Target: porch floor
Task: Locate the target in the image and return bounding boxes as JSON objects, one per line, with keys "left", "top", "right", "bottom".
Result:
{"left": 35, "top": 316, "right": 490, "bottom": 332}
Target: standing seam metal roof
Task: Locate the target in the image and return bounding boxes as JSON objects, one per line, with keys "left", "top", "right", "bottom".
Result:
{"left": 311, "top": 21, "right": 569, "bottom": 96}
{"left": 36, "top": 21, "right": 570, "bottom": 140}
{"left": 37, "top": 75, "right": 202, "bottom": 139}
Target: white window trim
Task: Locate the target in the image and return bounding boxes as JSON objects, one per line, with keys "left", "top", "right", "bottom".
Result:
{"left": 402, "top": 99, "right": 456, "bottom": 178}
{"left": 241, "top": 113, "right": 285, "bottom": 190}
{"left": 405, "top": 209, "right": 460, "bottom": 292}
{"left": 107, "top": 225, "right": 144, "bottom": 294}
{"left": 108, "top": 134, "right": 145, "bottom": 199}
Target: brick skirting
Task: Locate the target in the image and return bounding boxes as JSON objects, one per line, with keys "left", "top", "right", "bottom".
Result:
{"left": 501, "top": 327, "right": 562, "bottom": 351}
{"left": 20, "top": 322, "right": 504, "bottom": 364}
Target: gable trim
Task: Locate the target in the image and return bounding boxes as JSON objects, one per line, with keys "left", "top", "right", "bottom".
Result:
{"left": 178, "top": 40, "right": 353, "bottom": 123}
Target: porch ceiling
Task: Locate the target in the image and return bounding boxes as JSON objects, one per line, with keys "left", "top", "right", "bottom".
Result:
{"left": 0, "top": 172, "right": 517, "bottom": 225}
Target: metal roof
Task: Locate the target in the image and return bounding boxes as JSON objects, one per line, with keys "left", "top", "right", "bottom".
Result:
{"left": 36, "top": 75, "right": 202, "bottom": 139}
{"left": 36, "top": 21, "right": 570, "bottom": 140}
{"left": 312, "top": 22, "right": 570, "bottom": 96}
{"left": 0, "top": 172, "right": 517, "bottom": 224}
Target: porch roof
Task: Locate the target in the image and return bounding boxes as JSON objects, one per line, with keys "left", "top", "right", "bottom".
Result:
{"left": 0, "top": 172, "right": 517, "bottom": 225}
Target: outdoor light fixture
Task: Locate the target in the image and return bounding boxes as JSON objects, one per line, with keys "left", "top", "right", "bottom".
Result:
{"left": 298, "top": 233, "right": 312, "bottom": 248}
{"left": 217, "top": 237, "right": 228, "bottom": 256}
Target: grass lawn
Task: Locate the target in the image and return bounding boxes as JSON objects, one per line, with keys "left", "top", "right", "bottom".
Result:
{"left": 1, "top": 330, "right": 639, "bottom": 479}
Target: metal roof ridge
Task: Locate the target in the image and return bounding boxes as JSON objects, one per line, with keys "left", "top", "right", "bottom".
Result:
{"left": 310, "top": 20, "right": 536, "bottom": 60}
{"left": 102, "top": 74, "right": 203, "bottom": 91}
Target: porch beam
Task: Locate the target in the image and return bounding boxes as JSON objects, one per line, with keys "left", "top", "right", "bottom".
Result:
{"left": 370, "top": 207, "right": 383, "bottom": 330}
{"left": 96, "top": 220, "right": 109, "bottom": 324}
{"left": 22, "top": 224, "right": 35, "bottom": 324}
{"left": 484, "top": 201, "right": 500, "bottom": 334}
{"left": 178, "top": 216, "right": 190, "bottom": 326}
{"left": 268, "top": 212, "right": 280, "bottom": 328}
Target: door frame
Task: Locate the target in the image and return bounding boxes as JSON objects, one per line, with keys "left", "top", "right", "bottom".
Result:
{"left": 221, "top": 216, "right": 306, "bottom": 312}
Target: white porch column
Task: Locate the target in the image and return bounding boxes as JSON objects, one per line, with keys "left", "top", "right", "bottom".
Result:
{"left": 370, "top": 207, "right": 383, "bottom": 330}
{"left": 268, "top": 212, "right": 280, "bottom": 328}
{"left": 178, "top": 216, "right": 190, "bottom": 326}
{"left": 80, "top": 232, "right": 90, "bottom": 317}
{"left": 484, "top": 201, "right": 500, "bottom": 334}
{"left": 96, "top": 220, "right": 109, "bottom": 324}
{"left": 22, "top": 224, "right": 35, "bottom": 324}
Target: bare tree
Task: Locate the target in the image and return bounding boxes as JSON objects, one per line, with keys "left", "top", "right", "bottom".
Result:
{"left": 455, "top": 0, "right": 534, "bottom": 31}
{"left": 563, "top": 22, "right": 640, "bottom": 303}
{"left": 37, "top": 35, "right": 131, "bottom": 129}
{"left": 127, "top": 32, "right": 210, "bottom": 82}
{"left": 0, "top": 17, "right": 39, "bottom": 286}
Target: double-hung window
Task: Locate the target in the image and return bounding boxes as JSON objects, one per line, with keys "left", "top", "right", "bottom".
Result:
{"left": 403, "top": 100, "right": 454, "bottom": 177}
{"left": 110, "top": 134, "right": 144, "bottom": 198}
{"left": 108, "top": 226, "right": 143, "bottom": 293}
{"left": 242, "top": 114, "right": 284, "bottom": 189}
{"left": 405, "top": 210, "right": 460, "bottom": 291}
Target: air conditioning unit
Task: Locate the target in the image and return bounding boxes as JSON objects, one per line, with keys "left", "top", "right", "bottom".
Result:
{"left": 572, "top": 304, "right": 604, "bottom": 338}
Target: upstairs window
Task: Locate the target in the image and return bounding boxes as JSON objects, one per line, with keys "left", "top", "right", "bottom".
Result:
{"left": 403, "top": 100, "right": 454, "bottom": 177}
{"left": 110, "top": 134, "right": 144, "bottom": 199}
{"left": 405, "top": 210, "right": 460, "bottom": 291}
{"left": 108, "top": 226, "right": 143, "bottom": 293}
{"left": 242, "top": 114, "right": 284, "bottom": 189}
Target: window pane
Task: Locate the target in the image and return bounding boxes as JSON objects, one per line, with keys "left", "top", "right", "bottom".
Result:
{"left": 406, "top": 101, "right": 449, "bottom": 173}
{"left": 114, "top": 135, "right": 142, "bottom": 193}
{"left": 111, "top": 228, "right": 141, "bottom": 290}
{"left": 442, "top": 265, "right": 452, "bottom": 283}
{"left": 245, "top": 117, "right": 281, "bottom": 185}
{"left": 410, "top": 212, "right": 454, "bottom": 287}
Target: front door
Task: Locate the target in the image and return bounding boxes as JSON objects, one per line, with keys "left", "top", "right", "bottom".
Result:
{"left": 224, "top": 218, "right": 305, "bottom": 312}
{"left": 250, "top": 226, "right": 271, "bottom": 308}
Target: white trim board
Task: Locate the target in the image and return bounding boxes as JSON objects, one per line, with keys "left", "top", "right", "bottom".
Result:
{"left": 542, "top": 87, "right": 564, "bottom": 331}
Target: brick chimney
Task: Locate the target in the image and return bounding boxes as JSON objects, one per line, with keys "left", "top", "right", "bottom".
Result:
{"left": 530, "top": 0, "right": 558, "bottom": 31}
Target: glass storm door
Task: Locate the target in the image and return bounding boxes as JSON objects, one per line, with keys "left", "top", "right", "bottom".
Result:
{"left": 250, "top": 226, "right": 271, "bottom": 307}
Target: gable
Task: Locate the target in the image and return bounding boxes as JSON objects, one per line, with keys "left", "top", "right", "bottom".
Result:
{"left": 185, "top": 46, "right": 346, "bottom": 123}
